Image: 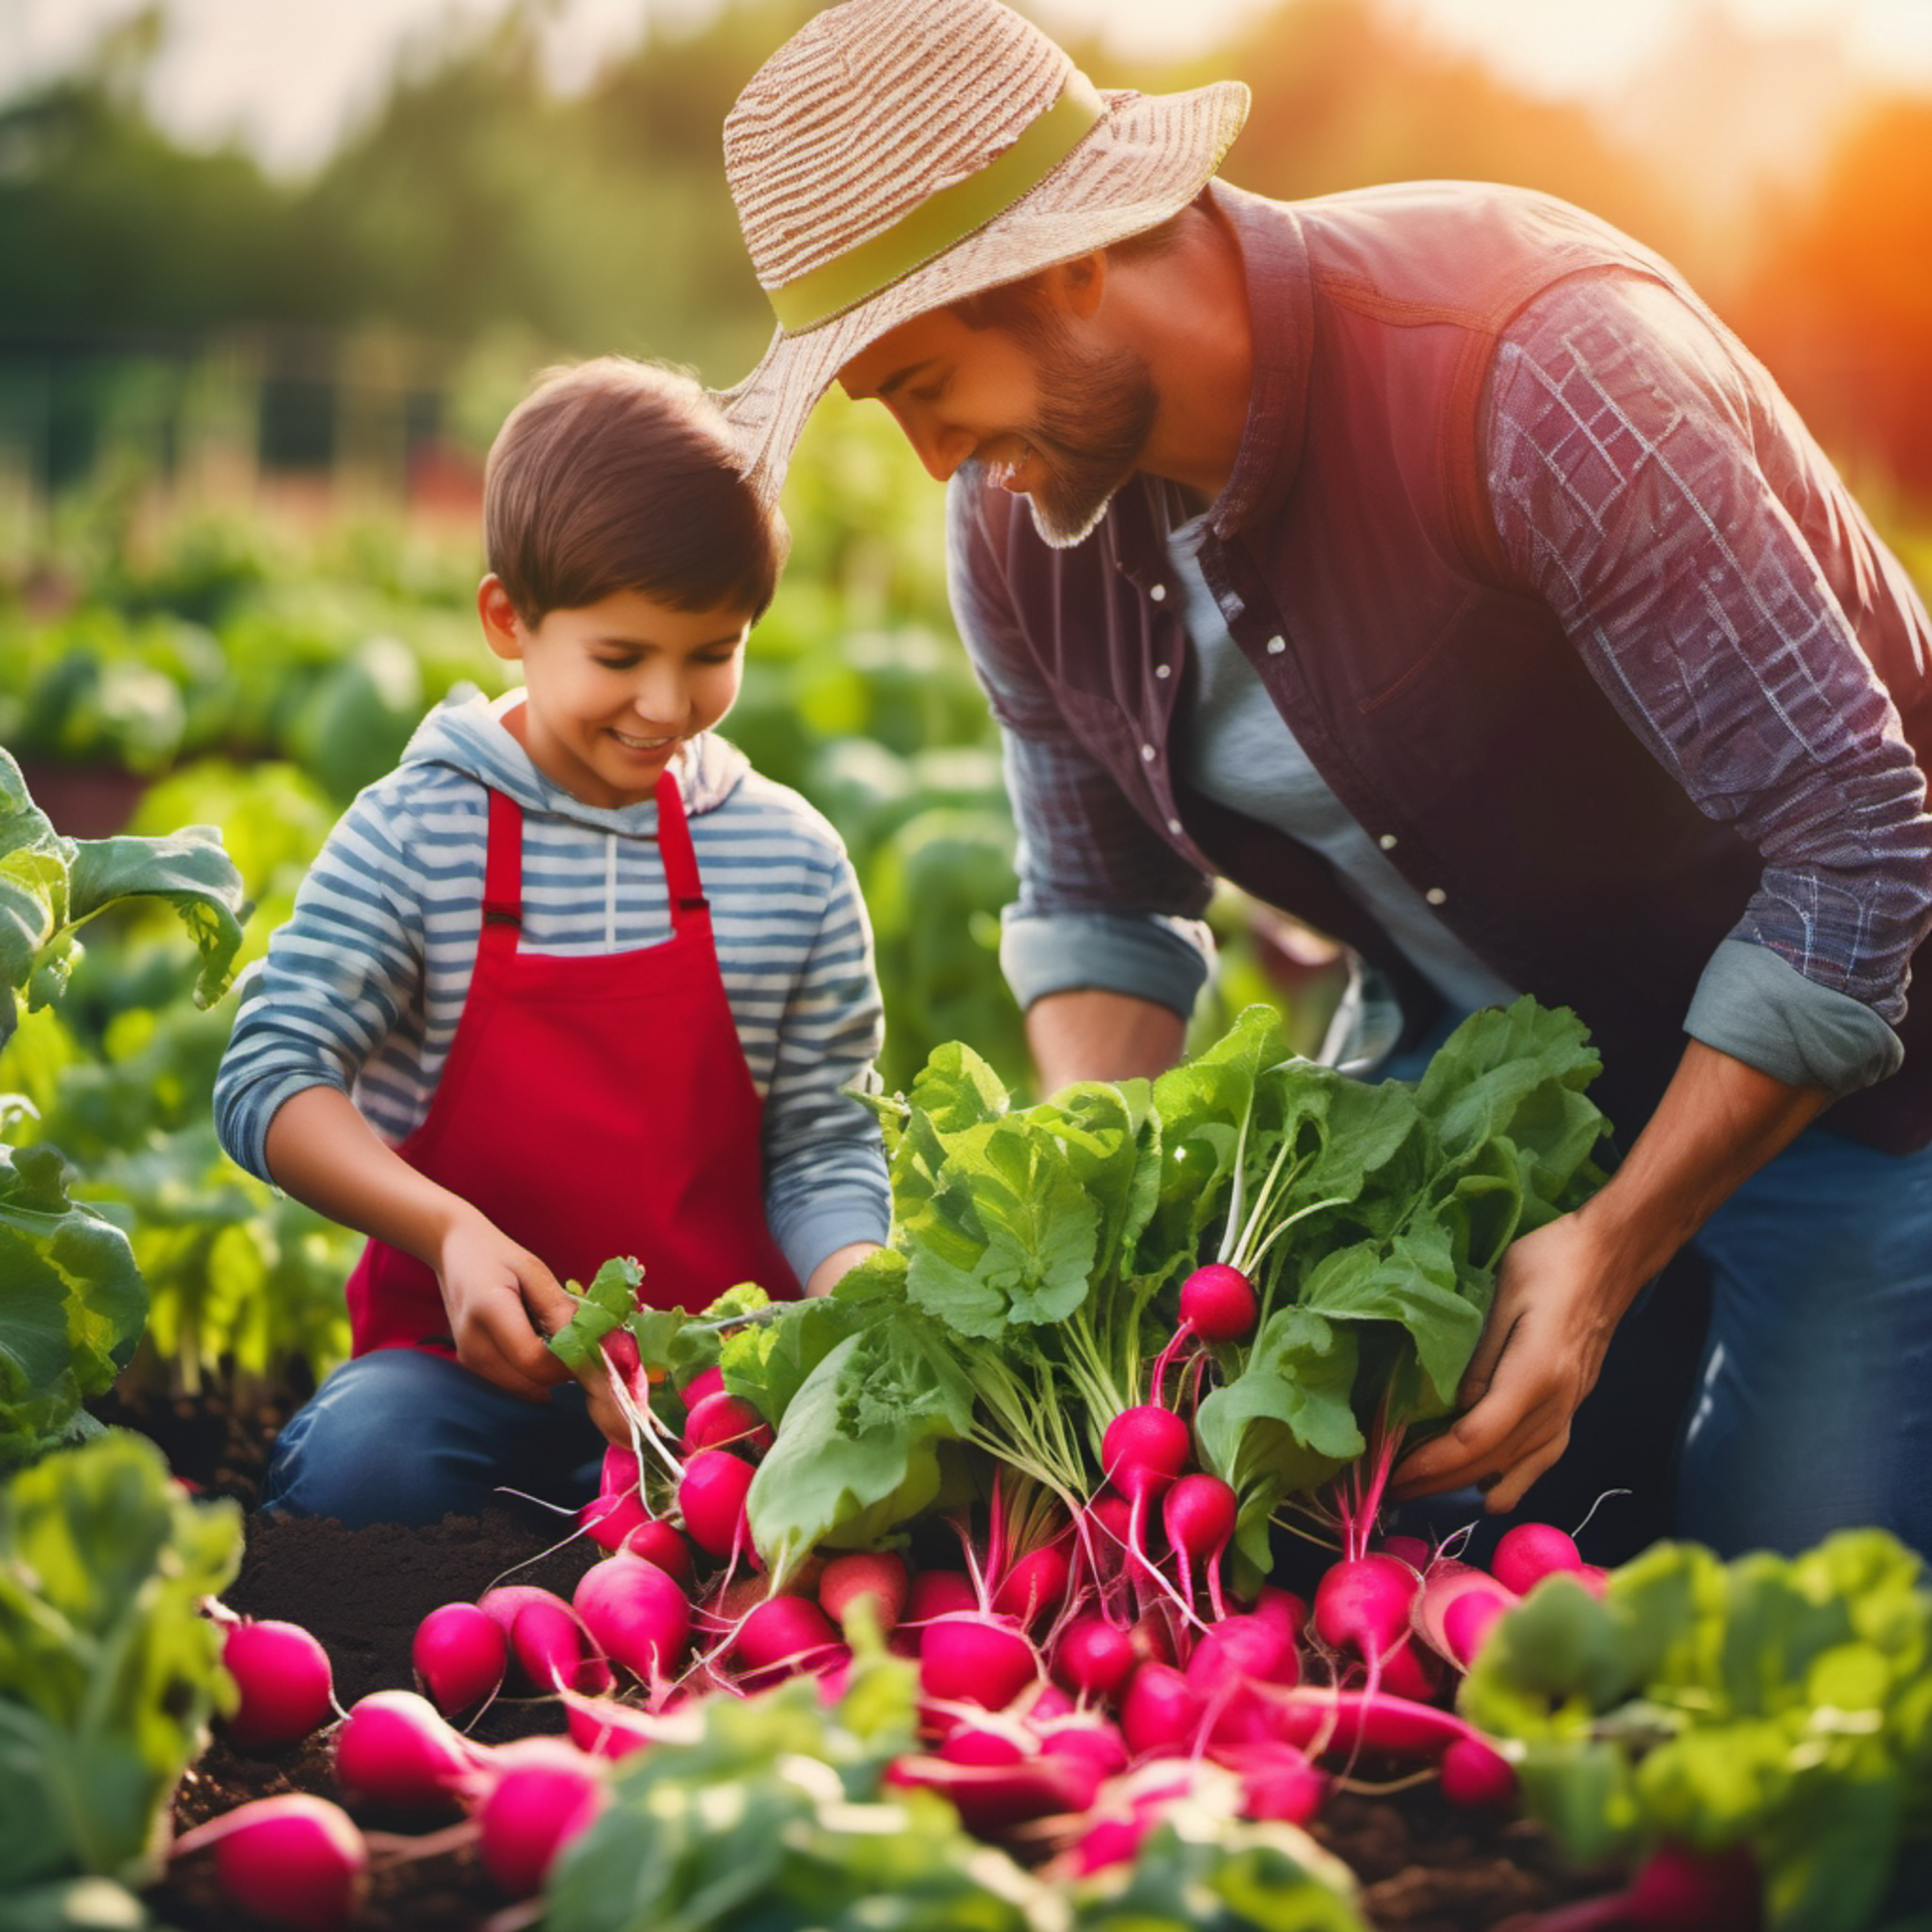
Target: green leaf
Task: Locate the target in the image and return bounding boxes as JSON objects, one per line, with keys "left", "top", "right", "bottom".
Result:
{"left": 0, "top": 1433, "right": 241, "bottom": 1889}
{"left": 745, "top": 1319, "right": 975, "bottom": 1577}
{"left": 0, "top": 1146, "right": 147, "bottom": 1472}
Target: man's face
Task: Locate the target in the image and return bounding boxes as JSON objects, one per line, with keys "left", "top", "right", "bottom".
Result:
{"left": 838, "top": 299, "right": 1157, "bottom": 547}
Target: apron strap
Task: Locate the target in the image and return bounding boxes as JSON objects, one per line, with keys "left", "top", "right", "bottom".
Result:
{"left": 654, "top": 769, "right": 710, "bottom": 932}
{"left": 481, "top": 788, "right": 524, "bottom": 959}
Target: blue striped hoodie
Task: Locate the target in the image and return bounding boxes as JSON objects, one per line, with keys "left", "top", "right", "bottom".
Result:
{"left": 213, "top": 688, "right": 891, "bottom": 1285}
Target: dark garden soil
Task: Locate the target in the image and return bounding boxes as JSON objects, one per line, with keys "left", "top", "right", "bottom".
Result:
{"left": 110, "top": 1377, "right": 1624, "bottom": 1932}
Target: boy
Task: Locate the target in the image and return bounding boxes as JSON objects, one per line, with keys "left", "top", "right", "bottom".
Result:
{"left": 214, "top": 357, "right": 889, "bottom": 1526}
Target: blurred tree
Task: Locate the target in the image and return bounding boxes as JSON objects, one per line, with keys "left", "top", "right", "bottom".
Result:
{"left": 1732, "top": 96, "right": 1932, "bottom": 502}
{"left": 1180, "top": 0, "right": 1691, "bottom": 269}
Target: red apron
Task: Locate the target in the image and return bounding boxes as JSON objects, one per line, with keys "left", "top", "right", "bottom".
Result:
{"left": 345, "top": 769, "right": 801, "bottom": 1355}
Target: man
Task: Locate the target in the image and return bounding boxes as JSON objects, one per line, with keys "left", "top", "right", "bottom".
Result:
{"left": 718, "top": 0, "right": 1932, "bottom": 1562}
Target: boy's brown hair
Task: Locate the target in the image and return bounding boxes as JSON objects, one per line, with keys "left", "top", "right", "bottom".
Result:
{"left": 483, "top": 357, "right": 787, "bottom": 624}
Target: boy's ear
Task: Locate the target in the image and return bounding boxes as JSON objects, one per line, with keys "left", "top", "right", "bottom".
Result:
{"left": 478, "top": 575, "right": 526, "bottom": 663}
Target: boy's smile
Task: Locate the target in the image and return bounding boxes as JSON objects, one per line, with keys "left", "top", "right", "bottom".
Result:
{"left": 478, "top": 579, "right": 752, "bottom": 808}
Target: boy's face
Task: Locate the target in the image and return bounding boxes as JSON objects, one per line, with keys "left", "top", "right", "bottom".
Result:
{"left": 479, "top": 579, "right": 752, "bottom": 809}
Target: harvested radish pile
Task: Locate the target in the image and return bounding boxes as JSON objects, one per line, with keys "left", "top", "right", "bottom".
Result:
{"left": 91, "top": 998, "right": 1932, "bottom": 1928}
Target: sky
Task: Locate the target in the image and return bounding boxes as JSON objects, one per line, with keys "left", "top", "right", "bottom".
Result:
{"left": 2, "top": 0, "right": 1930, "bottom": 176}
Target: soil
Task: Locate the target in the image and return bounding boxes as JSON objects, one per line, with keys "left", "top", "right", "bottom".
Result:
{"left": 110, "top": 1377, "right": 1624, "bottom": 1932}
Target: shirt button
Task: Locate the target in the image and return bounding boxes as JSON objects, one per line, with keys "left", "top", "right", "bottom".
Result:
{"left": 1266, "top": 634, "right": 1286, "bottom": 654}
{"left": 1425, "top": 887, "right": 1448, "bottom": 906}
{"left": 1378, "top": 833, "right": 1398, "bottom": 851}
{"left": 1150, "top": 583, "right": 1168, "bottom": 602}
{"left": 1141, "top": 743, "right": 1157, "bottom": 762}
{"left": 1155, "top": 662, "right": 1172, "bottom": 679}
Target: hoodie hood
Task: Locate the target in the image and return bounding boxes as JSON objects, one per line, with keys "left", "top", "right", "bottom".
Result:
{"left": 397, "top": 688, "right": 751, "bottom": 832}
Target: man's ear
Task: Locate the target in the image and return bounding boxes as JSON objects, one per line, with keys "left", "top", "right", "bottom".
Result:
{"left": 1044, "top": 251, "right": 1109, "bottom": 322}
{"left": 477, "top": 575, "right": 526, "bottom": 664}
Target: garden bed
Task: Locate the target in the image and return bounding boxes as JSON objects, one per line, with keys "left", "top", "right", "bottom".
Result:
{"left": 121, "top": 1381, "right": 1615, "bottom": 1932}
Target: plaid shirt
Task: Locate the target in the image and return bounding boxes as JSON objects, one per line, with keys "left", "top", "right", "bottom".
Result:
{"left": 962, "top": 266, "right": 1932, "bottom": 1096}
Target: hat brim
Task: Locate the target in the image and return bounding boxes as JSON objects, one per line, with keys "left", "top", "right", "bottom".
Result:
{"left": 716, "top": 78, "right": 1249, "bottom": 504}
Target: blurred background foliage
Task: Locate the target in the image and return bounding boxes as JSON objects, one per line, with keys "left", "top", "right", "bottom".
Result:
{"left": 0, "top": 0, "right": 1927, "bottom": 1394}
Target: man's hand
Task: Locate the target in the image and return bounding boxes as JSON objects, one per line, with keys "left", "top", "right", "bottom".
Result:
{"left": 436, "top": 1211, "right": 579, "bottom": 1402}
{"left": 1390, "top": 1037, "right": 1831, "bottom": 1514}
{"left": 1389, "top": 1210, "right": 1632, "bottom": 1511}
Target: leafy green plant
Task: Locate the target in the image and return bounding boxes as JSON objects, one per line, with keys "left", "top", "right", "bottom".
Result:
{"left": 0, "top": 748, "right": 244, "bottom": 1047}
{"left": 0, "top": 750, "right": 249, "bottom": 1463}
{"left": 0, "top": 1431, "right": 241, "bottom": 1894}
{"left": 1459, "top": 1530, "right": 1932, "bottom": 1932}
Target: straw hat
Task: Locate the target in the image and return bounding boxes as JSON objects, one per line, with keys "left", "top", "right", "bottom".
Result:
{"left": 718, "top": 0, "right": 1249, "bottom": 501}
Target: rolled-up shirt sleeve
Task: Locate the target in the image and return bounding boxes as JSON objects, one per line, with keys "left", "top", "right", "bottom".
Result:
{"left": 1485, "top": 273, "right": 1932, "bottom": 1093}
{"left": 946, "top": 475, "right": 1217, "bottom": 1019}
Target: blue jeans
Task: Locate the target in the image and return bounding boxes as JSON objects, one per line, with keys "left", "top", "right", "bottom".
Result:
{"left": 258, "top": 1349, "right": 608, "bottom": 1528}
{"left": 1380, "top": 1027, "right": 1932, "bottom": 1566}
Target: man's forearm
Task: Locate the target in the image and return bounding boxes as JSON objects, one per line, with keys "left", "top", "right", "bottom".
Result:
{"left": 1573, "top": 1036, "right": 1832, "bottom": 1296}
{"left": 1026, "top": 988, "right": 1188, "bottom": 1094}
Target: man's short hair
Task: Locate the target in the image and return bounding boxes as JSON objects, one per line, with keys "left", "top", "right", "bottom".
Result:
{"left": 949, "top": 200, "right": 1202, "bottom": 342}
{"left": 484, "top": 357, "right": 788, "bottom": 625}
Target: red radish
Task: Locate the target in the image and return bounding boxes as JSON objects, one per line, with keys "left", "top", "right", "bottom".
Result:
{"left": 1312, "top": 1553, "right": 1421, "bottom": 1663}
{"left": 1067, "top": 1812, "right": 1151, "bottom": 1875}
{"left": 1175, "top": 1262, "right": 1259, "bottom": 1342}
{"left": 1120, "top": 1662, "right": 1204, "bottom": 1757}
{"left": 572, "top": 1553, "right": 692, "bottom": 1685}
{"left": 678, "top": 1449, "right": 756, "bottom": 1561}
{"left": 1577, "top": 1563, "right": 1611, "bottom": 1599}
{"left": 1490, "top": 1521, "right": 1586, "bottom": 1595}
{"left": 580, "top": 1486, "right": 655, "bottom": 1553}
{"left": 1624, "top": 1840, "right": 1761, "bottom": 1931}
{"left": 220, "top": 1618, "right": 336, "bottom": 1749}
{"left": 474, "top": 1736, "right": 608, "bottom": 1897}
{"left": 1026, "top": 1681, "right": 1076, "bottom": 1722}
{"left": 1377, "top": 1534, "right": 1433, "bottom": 1569}
{"left": 411, "top": 1602, "right": 507, "bottom": 1718}
{"left": 600, "top": 1442, "right": 641, "bottom": 1496}
{"left": 1161, "top": 1472, "right": 1239, "bottom": 1616}
{"left": 1438, "top": 1733, "right": 1517, "bottom": 1809}
{"left": 819, "top": 1550, "right": 910, "bottom": 1632}
{"left": 1188, "top": 1614, "right": 1299, "bottom": 1747}
{"left": 1052, "top": 1617, "right": 1138, "bottom": 1700}
{"left": 732, "top": 1594, "right": 841, "bottom": 1681}
{"left": 564, "top": 1696, "right": 659, "bottom": 1760}
{"left": 172, "top": 1794, "right": 366, "bottom": 1931}
{"left": 680, "top": 1363, "right": 726, "bottom": 1408}
{"left": 1268, "top": 1687, "right": 1476, "bottom": 1760}
{"left": 1375, "top": 1637, "right": 1448, "bottom": 1705}
{"left": 680, "top": 1390, "right": 774, "bottom": 1456}
{"left": 905, "top": 1570, "right": 980, "bottom": 1622}
{"left": 1215, "top": 1739, "right": 1329, "bottom": 1825}
{"left": 991, "top": 1543, "right": 1072, "bottom": 1629}
{"left": 602, "top": 1327, "right": 642, "bottom": 1386}
{"left": 886, "top": 1749, "right": 1094, "bottom": 1836}
{"left": 1128, "top": 1611, "right": 1179, "bottom": 1671}
{"left": 1413, "top": 1558, "right": 1517, "bottom": 1670}
{"left": 333, "top": 1690, "right": 484, "bottom": 1810}
{"left": 1100, "top": 1407, "right": 1191, "bottom": 1503}
{"left": 479, "top": 1587, "right": 610, "bottom": 1696}
{"left": 1037, "top": 1713, "right": 1131, "bottom": 1784}
{"left": 1250, "top": 1585, "right": 1310, "bottom": 1640}
{"left": 1086, "top": 1491, "right": 1135, "bottom": 1570}
{"left": 919, "top": 1612, "right": 1039, "bottom": 1710}
{"left": 619, "top": 1515, "right": 696, "bottom": 1585}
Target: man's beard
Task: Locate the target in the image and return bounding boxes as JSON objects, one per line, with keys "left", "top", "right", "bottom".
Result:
{"left": 967, "top": 325, "right": 1158, "bottom": 549}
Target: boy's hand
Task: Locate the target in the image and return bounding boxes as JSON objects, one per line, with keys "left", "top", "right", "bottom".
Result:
{"left": 436, "top": 1214, "right": 578, "bottom": 1401}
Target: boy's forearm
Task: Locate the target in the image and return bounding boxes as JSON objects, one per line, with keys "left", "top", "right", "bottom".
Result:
{"left": 263, "top": 1085, "right": 485, "bottom": 1266}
